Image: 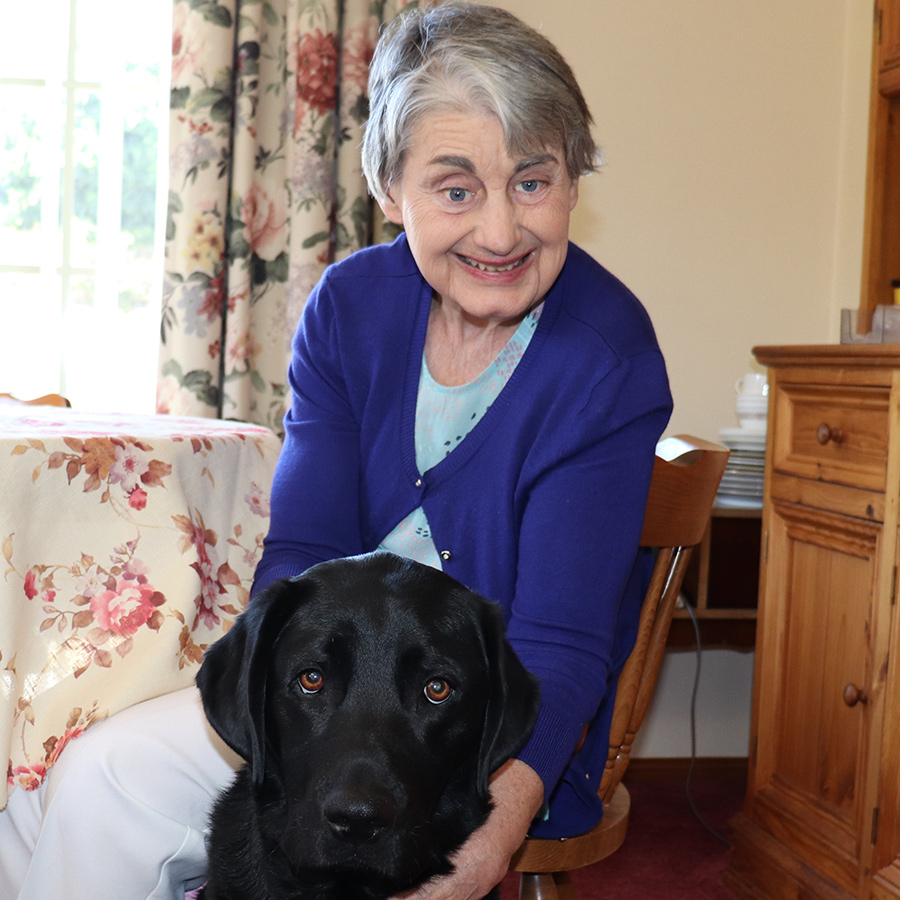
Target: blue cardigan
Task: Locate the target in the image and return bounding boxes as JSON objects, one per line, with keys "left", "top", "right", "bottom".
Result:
{"left": 253, "top": 235, "right": 672, "bottom": 838}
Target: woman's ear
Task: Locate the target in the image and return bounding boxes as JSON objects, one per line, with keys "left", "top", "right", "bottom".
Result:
{"left": 568, "top": 176, "right": 579, "bottom": 211}
{"left": 378, "top": 185, "right": 404, "bottom": 226}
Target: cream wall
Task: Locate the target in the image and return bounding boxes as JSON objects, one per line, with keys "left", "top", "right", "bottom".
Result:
{"left": 492, "top": 0, "right": 873, "bottom": 440}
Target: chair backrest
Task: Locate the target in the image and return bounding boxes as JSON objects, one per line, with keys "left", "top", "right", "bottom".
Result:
{"left": 596, "top": 434, "right": 729, "bottom": 802}
{"left": 0, "top": 393, "right": 70, "bottom": 407}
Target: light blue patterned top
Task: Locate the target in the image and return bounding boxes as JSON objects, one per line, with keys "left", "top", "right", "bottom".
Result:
{"left": 380, "top": 306, "right": 541, "bottom": 567}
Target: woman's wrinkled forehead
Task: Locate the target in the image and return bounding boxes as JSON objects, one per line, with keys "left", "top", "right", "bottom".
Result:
{"left": 387, "top": 78, "right": 569, "bottom": 183}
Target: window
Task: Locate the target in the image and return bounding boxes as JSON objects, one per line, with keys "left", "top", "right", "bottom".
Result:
{"left": 0, "top": 0, "right": 171, "bottom": 412}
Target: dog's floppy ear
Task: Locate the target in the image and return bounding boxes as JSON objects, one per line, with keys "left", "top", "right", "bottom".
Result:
{"left": 474, "top": 597, "right": 541, "bottom": 793}
{"left": 196, "top": 577, "right": 311, "bottom": 790}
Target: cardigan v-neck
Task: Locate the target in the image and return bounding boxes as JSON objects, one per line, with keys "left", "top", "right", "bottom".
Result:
{"left": 397, "top": 261, "right": 559, "bottom": 496}
{"left": 382, "top": 306, "right": 541, "bottom": 566}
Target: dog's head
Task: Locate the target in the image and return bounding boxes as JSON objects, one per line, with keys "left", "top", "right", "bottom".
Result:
{"left": 197, "top": 551, "right": 539, "bottom": 892}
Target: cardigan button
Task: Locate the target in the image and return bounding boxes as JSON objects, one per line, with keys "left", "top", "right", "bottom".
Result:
{"left": 440, "top": 550, "right": 452, "bottom": 562}
{"left": 415, "top": 478, "right": 423, "bottom": 488}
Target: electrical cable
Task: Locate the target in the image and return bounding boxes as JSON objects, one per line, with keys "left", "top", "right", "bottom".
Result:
{"left": 683, "top": 597, "right": 732, "bottom": 847}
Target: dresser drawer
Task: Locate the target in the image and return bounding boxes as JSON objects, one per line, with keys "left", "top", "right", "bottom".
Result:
{"left": 772, "top": 383, "right": 890, "bottom": 492}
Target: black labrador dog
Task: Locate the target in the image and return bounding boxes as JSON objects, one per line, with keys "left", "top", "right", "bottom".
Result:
{"left": 196, "top": 551, "right": 540, "bottom": 900}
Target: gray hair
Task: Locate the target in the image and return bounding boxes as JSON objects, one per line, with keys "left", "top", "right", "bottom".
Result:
{"left": 361, "top": 1, "right": 599, "bottom": 202}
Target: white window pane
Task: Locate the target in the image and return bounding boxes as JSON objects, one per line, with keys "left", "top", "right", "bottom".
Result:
{"left": 1, "top": 9, "right": 68, "bottom": 81}
{"left": 62, "top": 304, "right": 158, "bottom": 413}
{"left": 121, "top": 94, "right": 161, "bottom": 264}
{"left": 74, "top": 0, "right": 107, "bottom": 84}
{"left": 69, "top": 274, "right": 95, "bottom": 307}
{"left": 0, "top": 0, "right": 170, "bottom": 414}
{"left": 120, "top": 260, "right": 158, "bottom": 311}
{"left": 0, "top": 272, "right": 64, "bottom": 398}
{"left": 68, "top": 88, "right": 101, "bottom": 269}
{"left": 0, "top": 87, "right": 43, "bottom": 268}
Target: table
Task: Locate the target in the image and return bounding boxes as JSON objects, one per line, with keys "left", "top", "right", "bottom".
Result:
{"left": 1, "top": 405, "right": 281, "bottom": 809}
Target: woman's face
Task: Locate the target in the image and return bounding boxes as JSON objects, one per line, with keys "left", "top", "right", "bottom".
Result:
{"left": 378, "top": 111, "right": 578, "bottom": 326}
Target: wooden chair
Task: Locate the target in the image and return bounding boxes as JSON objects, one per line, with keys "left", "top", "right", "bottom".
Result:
{"left": 0, "top": 392, "right": 70, "bottom": 407}
{"left": 510, "top": 434, "right": 730, "bottom": 900}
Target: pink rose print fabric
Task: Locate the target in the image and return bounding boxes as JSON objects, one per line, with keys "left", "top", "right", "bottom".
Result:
{"left": 160, "top": 0, "right": 415, "bottom": 430}
{"left": 0, "top": 405, "right": 280, "bottom": 808}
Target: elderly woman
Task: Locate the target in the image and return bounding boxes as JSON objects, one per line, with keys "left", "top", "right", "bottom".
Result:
{"left": 0, "top": 3, "right": 671, "bottom": 899}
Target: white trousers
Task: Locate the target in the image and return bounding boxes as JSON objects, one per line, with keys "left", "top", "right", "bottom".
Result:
{"left": 0, "top": 686, "right": 241, "bottom": 900}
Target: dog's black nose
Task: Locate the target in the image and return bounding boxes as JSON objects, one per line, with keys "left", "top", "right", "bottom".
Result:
{"left": 322, "top": 787, "right": 396, "bottom": 842}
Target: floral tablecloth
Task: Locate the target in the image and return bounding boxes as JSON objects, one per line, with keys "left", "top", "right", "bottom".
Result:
{"left": 1, "top": 405, "right": 281, "bottom": 809}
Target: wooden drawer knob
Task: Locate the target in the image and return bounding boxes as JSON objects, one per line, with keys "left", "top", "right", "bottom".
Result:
{"left": 843, "top": 684, "right": 868, "bottom": 707}
{"left": 816, "top": 424, "right": 845, "bottom": 446}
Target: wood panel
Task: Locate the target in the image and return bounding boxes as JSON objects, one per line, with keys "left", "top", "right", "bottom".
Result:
{"left": 880, "top": 0, "right": 900, "bottom": 96}
{"left": 863, "top": 1, "right": 900, "bottom": 312}
{"left": 749, "top": 503, "right": 880, "bottom": 895}
{"left": 872, "top": 532, "right": 900, "bottom": 885}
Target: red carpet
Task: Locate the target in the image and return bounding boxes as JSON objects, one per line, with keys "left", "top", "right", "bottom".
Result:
{"left": 500, "top": 772, "right": 745, "bottom": 900}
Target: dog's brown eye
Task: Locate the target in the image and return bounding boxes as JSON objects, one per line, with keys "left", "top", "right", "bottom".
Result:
{"left": 424, "top": 678, "right": 452, "bottom": 704}
{"left": 298, "top": 670, "right": 324, "bottom": 694}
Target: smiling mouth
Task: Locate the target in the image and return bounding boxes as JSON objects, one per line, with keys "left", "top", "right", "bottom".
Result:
{"left": 458, "top": 252, "right": 532, "bottom": 274}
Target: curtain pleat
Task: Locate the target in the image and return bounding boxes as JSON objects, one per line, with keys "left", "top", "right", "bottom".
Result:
{"left": 159, "top": 0, "right": 412, "bottom": 430}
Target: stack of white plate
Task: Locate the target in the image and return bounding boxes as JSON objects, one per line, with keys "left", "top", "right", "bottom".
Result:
{"left": 715, "top": 427, "right": 766, "bottom": 509}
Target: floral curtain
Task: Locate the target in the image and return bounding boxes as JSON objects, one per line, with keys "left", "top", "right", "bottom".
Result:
{"left": 158, "top": 0, "right": 412, "bottom": 431}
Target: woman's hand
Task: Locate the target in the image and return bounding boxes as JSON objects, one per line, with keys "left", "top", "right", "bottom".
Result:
{"left": 392, "top": 759, "right": 544, "bottom": 900}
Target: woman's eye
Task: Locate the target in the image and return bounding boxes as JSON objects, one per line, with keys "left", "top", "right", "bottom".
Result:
{"left": 424, "top": 678, "right": 453, "bottom": 704}
{"left": 517, "top": 179, "right": 542, "bottom": 194}
{"left": 445, "top": 187, "right": 472, "bottom": 203}
{"left": 298, "top": 670, "right": 324, "bottom": 694}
